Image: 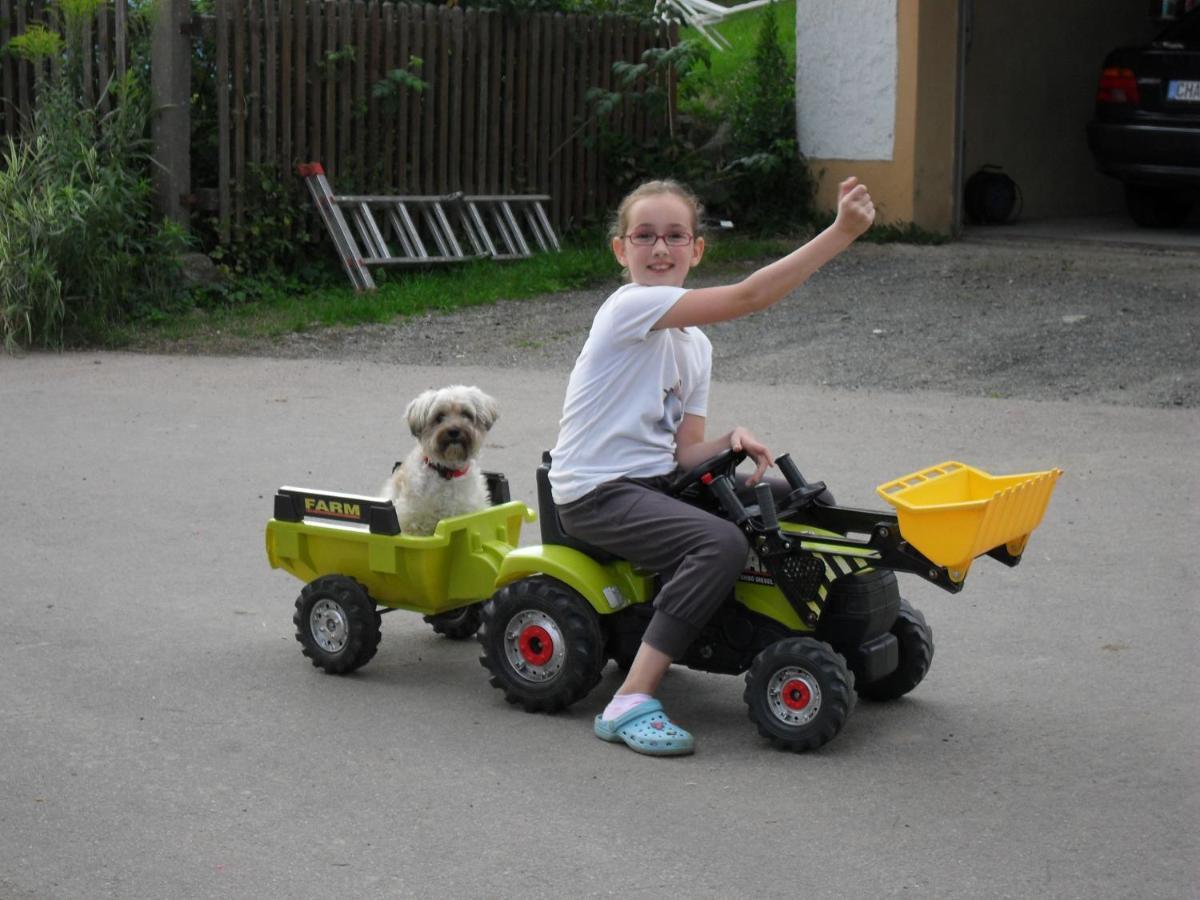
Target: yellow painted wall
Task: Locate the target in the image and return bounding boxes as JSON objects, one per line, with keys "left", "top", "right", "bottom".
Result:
{"left": 807, "top": 0, "right": 959, "bottom": 232}
{"left": 912, "top": 1, "right": 960, "bottom": 228}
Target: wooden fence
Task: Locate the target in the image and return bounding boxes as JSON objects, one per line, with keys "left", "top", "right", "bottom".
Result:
{"left": 0, "top": 0, "right": 673, "bottom": 236}
{"left": 0, "top": 0, "right": 130, "bottom": 126}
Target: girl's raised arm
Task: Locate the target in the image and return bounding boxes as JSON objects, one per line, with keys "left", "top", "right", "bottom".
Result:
{"left": 655, "top": 178, "right": 875, "bottom": 331}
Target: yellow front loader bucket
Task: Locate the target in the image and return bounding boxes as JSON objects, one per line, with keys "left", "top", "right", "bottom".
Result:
{"left": 876, "top": 461, "right": 1062, "bottom": 582}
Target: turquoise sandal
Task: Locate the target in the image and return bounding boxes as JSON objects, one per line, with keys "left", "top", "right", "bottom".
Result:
{"left": 594, "top": 699, "right": 695, "bottom": 756}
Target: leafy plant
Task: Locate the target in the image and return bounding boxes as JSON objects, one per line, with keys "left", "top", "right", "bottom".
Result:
{"left": 583, "top": 2, "right": 812, "bottom": 234}
{"left": 319, "top": 44, "right": 357, "bottom": 77}
{"left": 6, "top": 22, "right": 65, "bottom": 60}
{"left": 582, "top": 37, "right": 713, "bottom": 202}
{"left": 371, "top": 56, "right": 428, "bottom": 108}
{"left": 608, "top": 40, "right": 708, "bottom": 141}
{"left": 0, "top": 0, "right": 185, "bottom": 349}
{"left": 717, "top": 1, "right": 812, "bottom": 229}
{"left": 451, "top": 0, "right": 660, "bottom": 14}
{"left": 194, "top": 163, "right": 329, "bottom": 295}
{"left": 0, "top": 138, "right": 64, "bottom": 347}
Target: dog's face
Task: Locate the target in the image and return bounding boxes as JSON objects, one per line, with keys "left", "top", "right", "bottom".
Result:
{"left": 406, "top": 385, "right": 499, "bottom": 466}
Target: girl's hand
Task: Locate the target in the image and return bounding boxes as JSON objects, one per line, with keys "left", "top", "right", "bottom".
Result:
{"left": 834, "top": 177, "right": 876, "bottom": 239}
{"left": 731, "top": 426, "right": 773, "bottom": 485}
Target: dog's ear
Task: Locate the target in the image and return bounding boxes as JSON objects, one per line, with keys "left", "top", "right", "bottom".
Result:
{"left": 467, "top": 386, "right": 500, "bottom": 431}
{"left": 406, "top": 389, "right": 437, "bottom": 437}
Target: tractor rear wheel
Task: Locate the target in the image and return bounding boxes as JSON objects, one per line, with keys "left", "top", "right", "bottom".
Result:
{"left": 856, "top": 600, "right": 934, "bottom": 702}
{"left": 478, "top": 576, "right": 605, "bottom": 713}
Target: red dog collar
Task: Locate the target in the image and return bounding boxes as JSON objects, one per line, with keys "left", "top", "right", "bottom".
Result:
{"left": 424, "top": 457, "right": 470, "bottom": 480}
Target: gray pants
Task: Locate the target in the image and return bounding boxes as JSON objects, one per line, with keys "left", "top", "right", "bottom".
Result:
{"left": 557, "top": 474, "right": 751, "bottom": 659}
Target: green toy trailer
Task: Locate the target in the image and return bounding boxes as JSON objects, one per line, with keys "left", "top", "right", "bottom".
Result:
{"left": 265, "top": 474, "right": 535, "bottom": 673}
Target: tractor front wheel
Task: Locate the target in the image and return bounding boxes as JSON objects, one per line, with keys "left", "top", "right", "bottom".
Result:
{"left": 744, "top": 637, "right": 855, "bottom": 752}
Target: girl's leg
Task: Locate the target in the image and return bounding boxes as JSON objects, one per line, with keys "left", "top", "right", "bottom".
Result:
{"left": 559, "top": 477, "right": 747, "bottom": 656}
{"left": 559, "top": 476, "right": 748, "bottom": 721}
{"left": 617, "top": 642, "right": 673, "bottom": 695}
{"left": 598, "top": 642, "right": 673, "bottom": 723}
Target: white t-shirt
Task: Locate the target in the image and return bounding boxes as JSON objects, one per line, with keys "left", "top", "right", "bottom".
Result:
{"left": 549, "top": 283, "right": 712, "bottom": 504}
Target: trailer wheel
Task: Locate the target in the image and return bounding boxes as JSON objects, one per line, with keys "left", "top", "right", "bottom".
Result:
{"left": 478, "top": 576, "right": 605, "bottom": 713}
{"left": 293, "top": 575, "right": 381, "bottom": 674}
{"left": 857, "top": 600, "right": 934, "bottom": 702}
{"left": 744, "top": 637, "right": 855, "bottom": 752}
{"left": 423, "top": 604, "right": 483, "bottom": 640}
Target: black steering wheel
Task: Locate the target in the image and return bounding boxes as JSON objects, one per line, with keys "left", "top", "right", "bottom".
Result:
{"left": 669, "top": 447, "right": 748, "bottom": 495}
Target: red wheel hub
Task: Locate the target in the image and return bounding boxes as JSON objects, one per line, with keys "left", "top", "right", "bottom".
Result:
{"left": 781, "top": 678, "right": 813, "bottom": 710}
{"left": 518, "top": 625, "right": 554, "bottom": 666}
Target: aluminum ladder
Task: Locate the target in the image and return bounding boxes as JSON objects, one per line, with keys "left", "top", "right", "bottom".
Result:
{"left": 298, "top": 162, "right": 560, "bottom": 291}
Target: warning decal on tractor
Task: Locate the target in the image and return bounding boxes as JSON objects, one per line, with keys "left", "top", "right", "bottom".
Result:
{"left": 739, "top": 550, "right": 775, "bottom": 586}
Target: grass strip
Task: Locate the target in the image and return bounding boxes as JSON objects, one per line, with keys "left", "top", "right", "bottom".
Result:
{"left": 114, "top": 223, "right": 937, "bottom": 352}
{"left": 115, "top": 234, "right": 802, "bottom": 349}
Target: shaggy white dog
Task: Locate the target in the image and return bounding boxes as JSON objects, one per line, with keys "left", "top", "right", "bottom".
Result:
{"left": 381, "top": 385, "right": 499, "bottom": 535}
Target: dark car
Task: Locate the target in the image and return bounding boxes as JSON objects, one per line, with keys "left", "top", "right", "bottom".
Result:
{"left": 1087, "top": 9, "right": 1200, "bottom": 227}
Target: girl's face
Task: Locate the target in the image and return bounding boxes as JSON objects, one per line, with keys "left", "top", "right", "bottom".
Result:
{"left": 611, "top": 194, "right": 705, "bottom": 287}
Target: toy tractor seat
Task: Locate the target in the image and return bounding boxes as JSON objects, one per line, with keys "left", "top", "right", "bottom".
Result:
{"left": 536, "top": 452, "right": 619, "bottom": 563}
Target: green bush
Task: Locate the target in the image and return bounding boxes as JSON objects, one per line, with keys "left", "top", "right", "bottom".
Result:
{"left": 0, "top": 1, "right": 185, "bottom": 350}
{"left": 584, "top": 39, "right": 712, "bottom": 201}
{"left": 0, "top": 138, "right": 64, "bottom": 347}
{"left": 586, "top": 2, "right": 812, "bottom": 234}
{"left": 702, "top": 1, "right": 812, "bottom": 230}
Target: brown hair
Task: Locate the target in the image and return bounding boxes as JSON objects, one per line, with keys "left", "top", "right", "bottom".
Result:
{"left": 608, "top": 179, "right": 704, "bottom": 241}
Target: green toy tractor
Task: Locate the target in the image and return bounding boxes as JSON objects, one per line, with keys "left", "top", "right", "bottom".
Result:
{"left": 479, "top": 451, "right": 1060, "bottom": 752}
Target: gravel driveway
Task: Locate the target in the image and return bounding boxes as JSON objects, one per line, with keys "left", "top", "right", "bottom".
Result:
{"left": 213, "top": 237, "right": 1200, "bottom": 409}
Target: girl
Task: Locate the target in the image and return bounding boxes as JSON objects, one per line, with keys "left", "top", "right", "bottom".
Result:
{"left": 549, "top": 177, "right": 876, "bottom": 755}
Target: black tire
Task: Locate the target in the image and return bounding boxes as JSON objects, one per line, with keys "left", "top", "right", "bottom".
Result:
{"left": 423, "top": 604, "right": 483, "bottom": 640}
{"left": 857, "top": 600, "right": 934, "bottom": 702}
{"left": 293, "top": 575, "right": 382, "bottom": 674}
{"left": 1125, "top": 184, "right": 1192, "bottom": 228}
{"left": 478, "top": 576, "right": 605, "bottom": 713}
{"left": 744, "top": 637, "right": 855, "bottom": 752}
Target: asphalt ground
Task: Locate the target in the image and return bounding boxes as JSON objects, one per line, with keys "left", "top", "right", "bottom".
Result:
{"left": 1, "top": 350, "right": 1197, "bottom": 899}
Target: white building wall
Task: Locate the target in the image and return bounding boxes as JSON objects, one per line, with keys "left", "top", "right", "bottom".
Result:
{"left": 795, "top": 0, "right": 897, "bottom": 160}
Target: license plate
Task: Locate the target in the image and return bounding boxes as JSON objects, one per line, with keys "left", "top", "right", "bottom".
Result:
{"left": 1167, "top": 80, "right": 1200, "bottom": 102}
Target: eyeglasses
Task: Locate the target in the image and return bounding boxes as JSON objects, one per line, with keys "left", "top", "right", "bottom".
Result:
{"left": 623, "top": 230, "right": 694, "bottom": 247}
